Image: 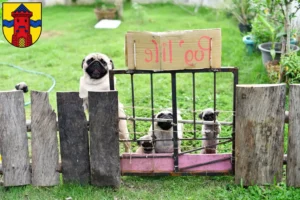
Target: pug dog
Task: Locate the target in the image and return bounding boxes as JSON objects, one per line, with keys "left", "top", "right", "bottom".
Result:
{"left": 79, "top": 52, "right": 130, "bottom": 152}
{"left": 199, "top": 108, "right": 221, "bottom": 154}
{"left": 147, "top": 109, "right": 183, "bottom": 153}
{"left": 135, "top": 135, "right": 154, "bottom": 154}
{"left": 15, "top": 82, "right": 28, "bottom": 93}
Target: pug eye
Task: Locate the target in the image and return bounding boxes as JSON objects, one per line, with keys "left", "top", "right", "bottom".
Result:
{"left": 86, "top": 58, "right": 95, "bottom": 65}
{"left": 157, "top": 113, "right": 164, "bottom": 119}
{"left": 99, "top": 58, "right": 107, "bottom": 66}
{"left": 167, "top": 113, "right": 173, "bottom": 118}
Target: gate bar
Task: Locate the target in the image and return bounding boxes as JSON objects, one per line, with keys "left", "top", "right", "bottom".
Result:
{"left": 232, "top": 69, "right": 238, "bottom": 175}
{"left": 130, "top": 74, "right": 137, "bottom": 140}
{"left": 171, "top": 72, "right": 179, "bottom": 172}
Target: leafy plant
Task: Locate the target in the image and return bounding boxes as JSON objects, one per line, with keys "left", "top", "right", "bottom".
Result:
{"left": 131, "top": 2, "right": 147, "bottom": 24}
{"left": 251, "top": 0, "right": 300, "bottom": 53}
{"left": 281, "top": 52, "right": 300, "bottom": 85}
{"left": 225, "top": 0, "right": 256, "bottom": 25}
{"left": 255, "top": 14, "right": 281, "bottom": 59}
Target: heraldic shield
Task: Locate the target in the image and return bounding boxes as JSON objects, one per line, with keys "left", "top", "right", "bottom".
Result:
{"left": 2, "top": 2, "right": 42, "bottom": 48}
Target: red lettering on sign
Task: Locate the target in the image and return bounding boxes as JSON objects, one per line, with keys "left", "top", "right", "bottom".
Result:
{"left": 198, "top": 36, "right": 211, "bottom": 51}
{"left": 144, "top": 49, "right": 153, "bottom": 62}
{"left": 179, "top": 40, "right": 184, "bottom": 47}
{"left": 194, "top": 50, "right": 204, "bottom": 62}
{"left": 185, "top": 50, "right": 194, "bottom": 66}
{"left": 152, "top": 40, "right": 159, "bottom": 63}
{"left": 162, "top": 42, "right": 167, "bottom": 62}
{"left": 169, "top": 40, "right": 173, "bottom": 63}
{"left": 143, "top": 36, "right": 212, "bottom": 66}
{"left": 198, "top": 36, "right": 212, "bottom": 62}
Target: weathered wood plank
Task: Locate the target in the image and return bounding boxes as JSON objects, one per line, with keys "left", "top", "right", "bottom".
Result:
{"left": 89, "top": 91, "right": 120, "bottom": 187}
{"left": 57, "top": 92, "right": 90, "bottom": 184}
{"left": 235, "top": 84, "right": 286, "bottom": 186}
{"left": 287, "top": 84, "right": 300, "bottom": 187}
{"left": 0, "top": 91, "right": 31, "bottom": 186}
{"left": 31, "top": 91, "right": 59, "bottom": 186}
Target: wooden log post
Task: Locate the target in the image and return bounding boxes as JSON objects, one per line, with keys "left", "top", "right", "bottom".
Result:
{"left": 89, "top": 91, "right": 120, "bottom": 187}
{"left": 57, "top": 92, "right": 90, "bottom": 184}
{"left": 0, "top": 91, "right": 31, "bottom": 186}
{"left": 31, "top": 91, "right": 60, "bottom": 186}
{"left": 235, "top": 84, "right": 286, "bottom": 186}
{"left": 287, "top": 84, "right": 300, "bottom": 187}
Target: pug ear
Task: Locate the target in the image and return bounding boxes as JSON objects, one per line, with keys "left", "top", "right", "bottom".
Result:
{"left": 15, "top": 84, "right": 20, "bottom": 90}
{"left": 215, "top": 110, "right": 220, "bottom": 117}
{"left": 110, "top": 59, "right": 114, "bottom": 69}
{"left": 199, "top": 112, "right": 203, "bottom": 119}
{"left": 81, "top": 59, "right": 85, "bottom": 68}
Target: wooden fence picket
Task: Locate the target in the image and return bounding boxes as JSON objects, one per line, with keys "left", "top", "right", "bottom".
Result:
{"left": 89, "top": 91, "right": 120, "bottom": 187}
{"left": 287, "top": 84, "right": 300, "bottom": 187}
{"left": 31, "top": 91, "right": 60, "bottom": 186}
{"left": 57, "top": 92, "right": 90, "bottom": 184}
{"left": 0, "top": 91, "right": 31, "bottom": 186}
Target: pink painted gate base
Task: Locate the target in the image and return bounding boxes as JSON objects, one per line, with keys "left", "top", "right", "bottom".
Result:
{"left": 121, "top": 153, "right": 232, "bottom": 176}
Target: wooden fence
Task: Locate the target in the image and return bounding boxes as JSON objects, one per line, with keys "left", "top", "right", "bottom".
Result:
{"left": 0, "top": 84, "right": 300, "bottom": 188}
{"left": 0, "top": 91, "right": 119, "bottom": 187}
{"left": 235, "top": 84, "right": 300, "bottom": 187}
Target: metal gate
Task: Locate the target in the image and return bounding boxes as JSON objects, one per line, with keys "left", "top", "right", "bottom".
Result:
{"left": 110, "top": 67, "right": 238, "bottom": 175}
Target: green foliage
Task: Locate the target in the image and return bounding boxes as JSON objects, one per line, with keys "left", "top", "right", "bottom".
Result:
{"left": 250, "top": 0, "right": 284, "bottom": 45}
{"left": 1, "top": 177, "right": 300, "bottom": 199}
{"left": 251, "top": 0, "right": 300, "bottom": 53}
{"left": 131, "top": 2, "right": 147, "bottom": 24}
{"left": 281, "top": 53, "right": 300, "bottom": 85}
{"left": 225, "top": 0, "right": 256, "bottom": 25}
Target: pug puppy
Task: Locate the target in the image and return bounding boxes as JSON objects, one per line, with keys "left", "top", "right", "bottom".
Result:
{"left": 79, "top": 52, "right": 130, "bottom": 152}
{"left": 147, "top": 109, "right": 183, "bottom": 153}
{"left": 135, "top": 135, "right": 154, "bottom": 154}
{"left": 15, "top": 82, "right": 28, "bottom": 93}
{"left": 199, "top": 108, "right": 221, "bottom": 154}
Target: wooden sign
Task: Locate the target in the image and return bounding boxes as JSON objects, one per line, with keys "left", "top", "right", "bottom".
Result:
{"left": 125, "top": 29, "right": 221, "bottom": 70}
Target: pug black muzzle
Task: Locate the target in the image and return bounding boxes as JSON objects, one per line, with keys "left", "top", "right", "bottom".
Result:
{"left": 85, "top": 58, "right": 108, "bottom": 79}
{"left": 157, "top": 113, "right": 173, "bottom": 130}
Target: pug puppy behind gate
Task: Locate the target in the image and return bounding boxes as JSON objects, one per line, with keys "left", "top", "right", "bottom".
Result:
{"left": 79, "top": 52, "right": 130, "bottom": 152}
{"left": 135, "top": 135, "right": 154, "bottom": 154}
{"left": 199, "top": 108, "right": 221, "bottom": 154}
{"left": 147, "top": 109, "right": 183, "bottom": 153}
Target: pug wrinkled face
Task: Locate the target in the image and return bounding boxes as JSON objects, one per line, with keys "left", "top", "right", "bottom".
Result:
{"left": 199, "top": 109, "right": 219, "bottom": 121}
{"left": 137, "top": 140, "right": 154, "bottom": 154}
{"left": 84, "top": 57, "right": 108, "bottom": 79}
{"left": 156, "top": 112, "right": 173, "bottom": 130}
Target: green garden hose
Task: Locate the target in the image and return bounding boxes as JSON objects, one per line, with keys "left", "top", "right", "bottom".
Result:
{"left": 0, "top": 62, "right": 56, "bottom": 106}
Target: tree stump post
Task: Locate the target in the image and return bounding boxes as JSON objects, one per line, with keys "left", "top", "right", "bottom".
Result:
{"left": 287, "top": 84, "right": 300, "bottom": 187}
{"left": 235, "top": 84, "right": 286, "bottom": 186}
{"left": 89, "top": 91, "right": 120, "bottom": 187}
{"left": 0, "top": 91, "right": 31, "bottom": 186}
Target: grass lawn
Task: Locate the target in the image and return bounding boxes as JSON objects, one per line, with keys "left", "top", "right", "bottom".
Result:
{"left": 1, "top": 2, "right": 298, "bottom": 199}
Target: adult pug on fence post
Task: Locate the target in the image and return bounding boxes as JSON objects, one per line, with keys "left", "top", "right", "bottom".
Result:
{"left": 79, "top": 53, "right": 130, "bottom": 152}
